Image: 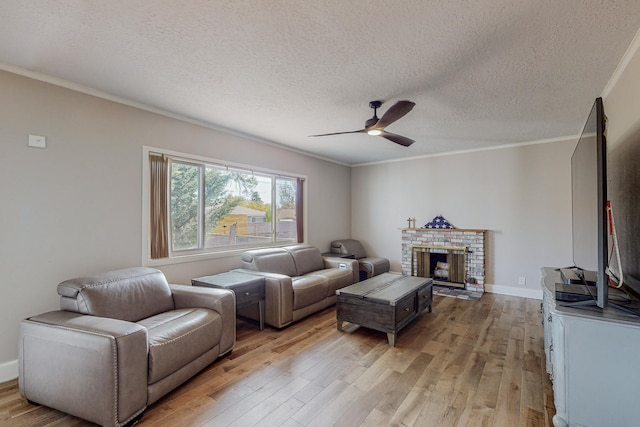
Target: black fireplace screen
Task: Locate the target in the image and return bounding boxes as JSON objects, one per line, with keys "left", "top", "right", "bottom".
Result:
{"left": 412, "top": 245, "right": 467, "bottom": 288}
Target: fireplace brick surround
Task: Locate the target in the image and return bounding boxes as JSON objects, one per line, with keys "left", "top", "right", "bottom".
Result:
{"left": 401, "top": 228, "right": 487, "bottom": 293}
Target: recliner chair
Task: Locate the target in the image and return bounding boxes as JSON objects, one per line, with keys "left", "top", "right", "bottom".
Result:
{"left": 19, "top": 267, "right": 235, "bottom": 427}
{"left": 330, "top": 239, "right": 390, "bottom": 279}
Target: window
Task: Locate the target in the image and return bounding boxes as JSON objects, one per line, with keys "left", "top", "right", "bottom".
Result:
{"left": 145, "top": 147, "right": 305, "bottom": 262}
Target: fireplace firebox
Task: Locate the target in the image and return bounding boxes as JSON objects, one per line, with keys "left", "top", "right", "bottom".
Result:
{"left": 411, "top": 245, "right": 468, "bottom": 289}
{"left": 402, "top": 228, "right": 486, "bottom": 293}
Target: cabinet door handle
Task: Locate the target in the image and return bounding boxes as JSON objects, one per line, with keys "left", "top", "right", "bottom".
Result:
{"left": 245, "top": 292, "right": 251, "bottom": 296}
{"left": 404, "top": 307, "right": 410, "bottom": 311}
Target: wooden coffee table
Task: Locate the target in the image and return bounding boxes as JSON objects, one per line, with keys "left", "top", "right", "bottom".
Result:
{"left": 336, "top": 273, "right": 433, "bottom": 346}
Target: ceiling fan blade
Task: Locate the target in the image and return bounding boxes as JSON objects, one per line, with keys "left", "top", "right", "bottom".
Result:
{"left": 381, "top": 131, "right": 415, "bottom": 147}
{"left": 309, "top": 129, "right": 365, "bottom": 137}
{"left": 374, "top": 100, "right": 416, "bottom": 129}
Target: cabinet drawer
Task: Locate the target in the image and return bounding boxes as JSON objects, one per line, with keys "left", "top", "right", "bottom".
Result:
{"left": 418, "top": 285, "right": 432, "bottom": 312}
{"left": 395, "top": 293, "right": 417, "bottom": 326}
{"left": 234, "top": 283, "right": 264, "bottom": 306}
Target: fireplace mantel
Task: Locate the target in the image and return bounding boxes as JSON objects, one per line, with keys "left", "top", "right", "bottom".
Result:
{"left": 400, "top": 228, "right": 487, "bottom": 233}
{"left": 401, "top": 228, "right": 487, "bottom": 293}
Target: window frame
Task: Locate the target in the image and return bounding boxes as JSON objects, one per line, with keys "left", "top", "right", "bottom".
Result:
{"left": 142, "top": 146, "right": 306, "bottom": 266}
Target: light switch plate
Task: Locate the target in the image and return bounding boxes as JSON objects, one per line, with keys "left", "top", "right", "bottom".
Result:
{"left": 28, "top": 134, "right": 46, "bottom": 149}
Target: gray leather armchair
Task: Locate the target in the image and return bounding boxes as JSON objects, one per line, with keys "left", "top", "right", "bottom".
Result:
{"left": 330, "top": 239, "right": 390, "bottom": 279}
{"left": 19, "top": 267, "right": 235, "bottom": 427}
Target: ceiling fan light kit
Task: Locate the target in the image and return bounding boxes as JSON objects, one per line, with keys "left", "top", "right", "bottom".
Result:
{"left": 310, "top": 100, "right": 416, "bottom": 147}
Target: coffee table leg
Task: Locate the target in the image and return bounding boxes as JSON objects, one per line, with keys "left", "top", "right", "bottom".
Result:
{"left": 387, "top": 332, "right": 396, "bottom": 347}
{"left": 337, "top": 320, "right": 344, "bottom": 332}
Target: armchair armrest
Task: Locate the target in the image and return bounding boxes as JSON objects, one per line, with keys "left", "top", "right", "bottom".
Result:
{"left": 19, "top": 310, "right": 147, "bottom": 427}
{"left": 233, "top": 269, "right": 294, "bottom": 328}
{"left": 323, "top": 257, "right": 360, "bottom": 283}
{"left": 169, "top": 284, "right": 236, "bottom": 354}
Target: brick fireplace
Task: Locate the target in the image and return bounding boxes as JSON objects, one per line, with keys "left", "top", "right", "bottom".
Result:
{"left": 401, "top": 228, "right": 486, "bottom": 293}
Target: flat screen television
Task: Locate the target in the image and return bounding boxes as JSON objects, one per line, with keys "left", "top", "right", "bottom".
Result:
{"left": 566, "top": 97, "right": 640, "bottom": 316}
{"left": 568, "top": 97, "right": 608, "bottom": 308}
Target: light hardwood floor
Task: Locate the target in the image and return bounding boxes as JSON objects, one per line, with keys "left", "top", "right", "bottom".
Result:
{"left": 0, "top": 293, "right": 555, "bottom": 426}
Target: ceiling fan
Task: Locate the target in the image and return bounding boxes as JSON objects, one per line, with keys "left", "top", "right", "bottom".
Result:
{"left": 310, "top": 100, "right": 416, "bottom": 147}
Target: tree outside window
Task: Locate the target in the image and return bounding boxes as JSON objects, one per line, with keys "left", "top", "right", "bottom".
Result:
{"left": 168, "top": 160, "right": 298, "bottom": 254}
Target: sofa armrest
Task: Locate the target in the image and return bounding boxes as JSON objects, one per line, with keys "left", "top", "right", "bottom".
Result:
{"left": 19, "top": 310, "right": 148, "bottom": 427}
{"left": 323, "top": 257, "right": 360, "bottom": 283}
{"left": 233, "top": 269, "right": 294, "bottom": 328}
{"left": 169, "top": 284, "right": 236, "bottom": 355}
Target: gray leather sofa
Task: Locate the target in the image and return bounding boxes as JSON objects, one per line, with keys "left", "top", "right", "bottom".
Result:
{"left": 330, "top": 239, "right": 390, "bottom": 279}
{"left": 19, "top": 267, "right": 235, "bottom": 427}
{"left": 236, "top": 244, "right": 358, "bottom": 328}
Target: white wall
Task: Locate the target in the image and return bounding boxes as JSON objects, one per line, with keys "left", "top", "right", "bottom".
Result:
{"left": 351, "top": 140, "right": 576, "bottom": 297}
{"left": 0, "top": 70, "right": 351, "bottom": 380}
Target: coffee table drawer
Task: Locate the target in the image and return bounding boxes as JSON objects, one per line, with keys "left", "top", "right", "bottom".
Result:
{"left": 418, "top": 284, "right": 432, "bottom": 313}
{"left": 395, "top": 293, "right": 417, "bottom": 327}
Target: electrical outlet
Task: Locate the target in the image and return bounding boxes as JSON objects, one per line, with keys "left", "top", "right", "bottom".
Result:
{"left": 518, "top": 276, "right": 526, "bottom": 286}
{"left": 28, "top": 134, "right": 46, "bottom": 149}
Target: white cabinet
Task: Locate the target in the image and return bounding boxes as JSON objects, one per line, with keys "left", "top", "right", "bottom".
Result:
{"left": 542, "top": 268, "right": 640, "bottom": 427}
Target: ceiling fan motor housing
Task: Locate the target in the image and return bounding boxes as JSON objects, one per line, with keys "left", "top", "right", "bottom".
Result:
{"left": 366, "top": 100, "right": 382, "bottom": 128}
{"left": 365, "top": 117, "right": 379, "bottom": 128}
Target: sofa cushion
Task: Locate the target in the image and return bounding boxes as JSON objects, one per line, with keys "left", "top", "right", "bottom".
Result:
{"left": 240, "top": 248, "right": 297, "bottom": 277}
{"left": 307, "top": 268, "right": 354, "bottom": 297}
{"left": 286, "top": 245, "right": 325, "bottom": 276}
{"left": 138, "top": 308, "right": 222, "bottom": 384}
{"left": 57, "top": 267, "right": 175, "bottom": 322}
{"left": 292, "top": 276, "right": 328, "bottom": 310}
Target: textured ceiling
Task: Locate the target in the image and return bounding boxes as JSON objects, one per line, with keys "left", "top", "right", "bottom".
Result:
{"left": 1, "top": 1, "right": 640, "bottom": 165}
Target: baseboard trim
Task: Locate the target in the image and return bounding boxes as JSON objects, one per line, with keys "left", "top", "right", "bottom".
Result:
{"left": 0, "top": 360, "right": 18, "bottom": 383}
{"left": 485, "top": 284, "right": 543, "bottom": 300}
{"left": 390, "top": 273, "right": 544, "bottom": 300}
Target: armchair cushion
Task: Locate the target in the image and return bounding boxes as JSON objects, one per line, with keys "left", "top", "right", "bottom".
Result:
{"left": 57, "top": 267, "right": 174, "bottom": 322}
{"left": 359, "top": 257, "right": 391, "bottom": 278}
{"left": 139, "top": 308, "right": 222, "bottom": 384}
{"left": 331, "top": 239, "right": 367, "bottom": 259}
{"left": 330, "top": 239, "right": 390, "bottom": 279}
